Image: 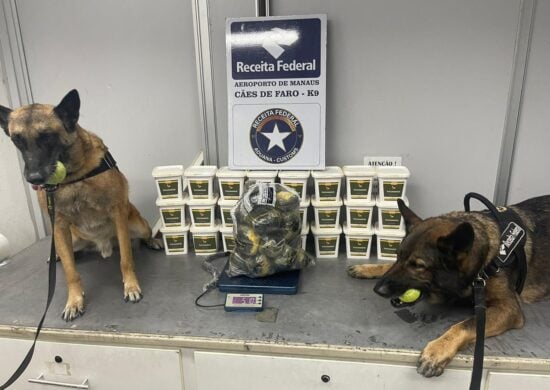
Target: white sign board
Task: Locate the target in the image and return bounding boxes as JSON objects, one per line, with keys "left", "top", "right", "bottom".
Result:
{"left": 226, "top": 15, "right": 327, "bottom": 169}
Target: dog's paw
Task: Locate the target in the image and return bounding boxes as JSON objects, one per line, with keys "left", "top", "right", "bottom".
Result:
{"left": 347, "top": 264, "right": 386, "bottom": 279}
{"left": 143, "top": 237, "right": 163, "bottom": 251}
{"left": 417, "top": 340, "right": 453, "bottom": 378}
{"left": 124, "top": 281, "right": 143, "bottom": 303}
{"left": 62, "top": 295, "right": 85, "bottom": 322}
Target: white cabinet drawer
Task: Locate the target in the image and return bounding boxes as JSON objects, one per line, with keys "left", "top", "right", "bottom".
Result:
{"left": 194, "top": 351, "right": 472, "bottom": 390}
{"left": 0, "top": 338, "right": 183, "bottom": 390}
{"left": 486, "top": 372, "right": 550, "bottom": 389}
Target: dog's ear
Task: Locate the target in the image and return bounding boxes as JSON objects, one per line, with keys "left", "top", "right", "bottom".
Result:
{"left": 54, "top": 89, "right": 80, "bottom": 132}
{"left": 398, "top": 199, "right": 422, "bottom": 233}
{"left": 437, "top": 222, "right": 474, "bottom": 254}
{"left": 0, "top": 105, "right": 12, "bottom": 136}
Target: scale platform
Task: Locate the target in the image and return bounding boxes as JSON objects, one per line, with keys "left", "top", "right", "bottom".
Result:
{"left": 217, "top": 265, "right": 300, "bottom": 295}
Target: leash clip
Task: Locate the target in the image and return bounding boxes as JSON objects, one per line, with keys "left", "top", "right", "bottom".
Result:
{"left": 473, "top": 274, "right": 486, "bottom": 288}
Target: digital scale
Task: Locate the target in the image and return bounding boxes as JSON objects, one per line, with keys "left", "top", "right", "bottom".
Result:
{"left": 224, "top": 293, "right": 264, "bottom": 312}
{"left": 217, "top": 264, "right": 300, "bottom": 295}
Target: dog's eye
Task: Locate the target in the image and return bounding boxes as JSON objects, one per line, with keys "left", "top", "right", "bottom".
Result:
{"left": 11, "top": 134, "right": 26, "bottom": 149}
{"left": 410, "top": 260, "right": 427, "bottom": 269}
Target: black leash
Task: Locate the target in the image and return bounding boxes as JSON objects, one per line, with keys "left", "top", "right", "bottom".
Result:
{"left": 464, "top": 192, "right": 527, "bottom": 390}
{"left": 0, "top": 186, "right": 58, "bottom": 390}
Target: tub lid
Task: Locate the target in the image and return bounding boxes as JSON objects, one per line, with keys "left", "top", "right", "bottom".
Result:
{"left": 343, "top": 198, "right": 375, "bottom": 207}
{"left": 246, "top": 170, "right": 278, "bottom": 178}
{"left": 301, "top": 222, "right": 310, "bottom": 234}
{"left": 374, "top": 223, "right": 406, "bottom": 237}
{"left": 343, "top": 224, "right": 373, "bottom": 236}
{"left": 190, "top": 221, "right": 220, "bottom": 234}
{"left": 187, "top": 193, "right": 219, "bottom": 206}
{"left": 219, "top": 225, "right": 234, "bottom": 234}
{"left": 311, "top": 166, "right": 343, "bottom": 179}
{"left": 342, "top": 165, "right": 377, "bottom": 177}
{"left": 311, "top": 196, "right": 343, "bottom": 207}
{"left": 184, "top": 165, "right": 217, "bottom": 177}
{"left": 311, "top": 223, "right": 342, "bottom": 235}
{"left": 156, "top": 194, "right": 188, "bottom": 207}
{"left": 160, "top": 223, "right": 190, "bottom": 233}
{"left": 216, "top": 166, "right": 246, "bottom": 178}
{"left": 375, "top": 196, "right": 408, "bottom": 208}
{"left": 152, "top": 165, "right": 184, "bottom": 178}
{"left": 300, "top": 196, "right": 311, "bottom": 208}
{"left": 218, "top": 198, "right": 239, "bottom": 207}
{"left": 376, "top": 166, "right": 410, "bottom": 179}
{"left": 278, "top": 170, "right": 311, "bottom": 179}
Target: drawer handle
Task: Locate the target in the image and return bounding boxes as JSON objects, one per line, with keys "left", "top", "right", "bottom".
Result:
{"left": 28, "top": 373, "right": 89, "bottom": 389}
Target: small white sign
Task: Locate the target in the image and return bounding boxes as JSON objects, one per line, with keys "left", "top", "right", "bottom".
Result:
{"left": 364, "top": 156, "right": 402, "bottom": 167}
{"left": 227, "top": 15, "right": 327, "bottom": 170}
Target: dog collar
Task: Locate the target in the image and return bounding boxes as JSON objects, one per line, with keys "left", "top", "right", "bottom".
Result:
{"left": 61, "top": 151, "right": 118, "bottom": 186}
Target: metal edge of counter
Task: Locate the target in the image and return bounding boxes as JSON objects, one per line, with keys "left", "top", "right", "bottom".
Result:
{"left": 0, "top": 325, "right": 549, "bottom": 374}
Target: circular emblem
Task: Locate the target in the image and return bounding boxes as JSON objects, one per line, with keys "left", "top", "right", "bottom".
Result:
{"left": 250, "top": 108, "right": 304, "bottom": 164}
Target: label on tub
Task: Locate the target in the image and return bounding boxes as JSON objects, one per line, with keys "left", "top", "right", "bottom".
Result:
{"left": 382, "top": 181, "right": 405, "bottom": 200}
{"left": 161, "top": 208, "right": 183, "bottom": 226}
{"left": 350, "top": 209, "right": 371, "bottom": 228}
{"left": 284, "top": 182, "right": 305, "bottom": 198}
{"left": 318, "top": 182, "right": 339, "bottom": 199}
{"left": 350, "top": 238, "right": 370, "bottom": 255}
{"left": 318, "top": 210, "right": 338, "bottom": 226}
{"left": 224, "top": 235, "right": 236, "bottom": 251}
{"left": 194, "top": 235, "right": 217, "bottom": 252}
{"left": 381, "top": 209, "right": 402, "bottom": 229}
{"left": 380, "top": 239, "right": 401, "bottom": 258}
{"left": 319, "top": 237, "right": 338, "bottom": 253}
{"left": 222, "top": 209, "right": 234, "bottom": 226}
{"left": 189, "top": 180, "right": 210, "bottom": 197}
{"left": 192, "top": 209, "right": 212, "bottom": 225}
{"left": 166, "top": 234, "right": 186, "bottom": 252}
{"left": 158, "top": 179, "right": 180, "bottom": 198}
{"left": 349, "top": 179, "right": 371, "bottom": 198}
{"left": 221, "top": 181, "right": 241, "bottom": 199}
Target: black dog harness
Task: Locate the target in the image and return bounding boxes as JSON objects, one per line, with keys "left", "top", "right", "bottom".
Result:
{"left": 0, "top": 152, "right": 118, "bottom": 389}
{"left": 464, "top": 192, "right": 527, "bottom": 390}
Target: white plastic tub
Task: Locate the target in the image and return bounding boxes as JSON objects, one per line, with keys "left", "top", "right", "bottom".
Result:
{"left": 312, "top": 196, "right": 342, "bottom": 230}
{"left": 343, "top": 165, "right": 376, "bottom": 202}
{"left": 312, "top": 166, "right": 343, "bottom": 202}
{"left": 376, "top": 196, "right": 408, "bottom": 232}
{"left": 246, "top": 170, "right": 278, "bottom": 184}
{"left": 301, "top": 222, "right": 310, "bottom": 250}
{"left": 184, "top": 165, "right": 217, "bottom": 200}
{"left": 152, "top": 165, "right": 184, "bottom": 200}
{"left": 187, "top": 194, "right": 219, "bottom": 228}
{"left": 375, "top": 223, "right": 406, "bottom": 261}
{"left": 343, "top": 225, "right": 373, "bottom": 259}
{"left": 376, "top": 166, "right": 410, "bottom": 202}
{"left": 220, "top": 226, "right": 236, "bottom": 252}
{"left": 278, "top": 170, "right": 310, "bottom": 202}
{"left": 299, "top": 196, "right": 311, "bottom": 229}
{"left": 156, "top": 196, "right": 188, "bottom": 229}
{"left": 216, "top": 166, "right": 246, "bottom": 201}
{"left": 344, "top": 198, "right": 375, "bottom": 230}
{"left": 190, "top": 223, "right": 220, "bottom": 255}
{"left": 161, "top": 224, "right": 190, "bottom": 256}
{"left": 218, "top": 198, "right": 238, "bottom": 228}
{"left": 311, "top": 223, "right": 342, "bottom": 259}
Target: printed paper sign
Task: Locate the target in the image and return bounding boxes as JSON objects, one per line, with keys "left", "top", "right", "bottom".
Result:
{"left": 227, "top": 15, "right": 327, "bottom": 169}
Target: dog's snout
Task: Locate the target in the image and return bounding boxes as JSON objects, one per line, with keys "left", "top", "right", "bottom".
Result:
{"left": 374, "top": 279, "right": 393, "bottom": 298}
{"left": 26, "top": 171, "right": 45, "bottom": 185}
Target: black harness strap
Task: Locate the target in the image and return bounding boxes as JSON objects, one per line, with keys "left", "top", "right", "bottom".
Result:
{"left": 464, "top": 192, "right": 527, "bottom": 390}
{"left": 62, "top": 151, "right": 118, "bottom": 185}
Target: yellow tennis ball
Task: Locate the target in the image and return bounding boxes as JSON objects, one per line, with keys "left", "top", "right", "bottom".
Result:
{"left": 399, "top": 288, "right": 421, "bottom": 303}
{"left": 46, "top": 161, "right": 67, "bottom": 185}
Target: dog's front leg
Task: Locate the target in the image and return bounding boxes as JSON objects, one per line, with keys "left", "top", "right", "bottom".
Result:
{"left": 417, "top": 292, "right": 524, "bottom": 377}
{"left": 347, "top": 263, "right": 394, "bottom": 279}
{"left": 113, "top": 205, "right": 142, "bottom": 302}
{"left": 54, "top": 220, "right": 85, "bottom": 321}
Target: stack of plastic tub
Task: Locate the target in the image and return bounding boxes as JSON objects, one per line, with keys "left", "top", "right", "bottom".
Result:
{"left": 375, "top": 166, "right": 410, "bottom": 260}
{"left": 185, "top": 165, "right": 219, "bottom": 255}
{"left": 342, "top": 166, "right": 376, "bottom": 259}
{"left": 216, "top": 167, "right": 245, "bottom": 253}
{"left": 152, "top": 165, "right": 190, "bottom": 256}
{"left": 311, "top": 167, "right": 343, "bottom": 258}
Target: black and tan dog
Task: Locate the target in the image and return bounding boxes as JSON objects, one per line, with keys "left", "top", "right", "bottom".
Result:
{"left": 348, "top": 196, "right": 550, "bottom": 377}
{"left": 0, "top": 90, "right": 162, "bottom": 321}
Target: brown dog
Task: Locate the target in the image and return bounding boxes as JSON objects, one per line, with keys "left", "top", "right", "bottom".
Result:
{"left": 348, "top": 196, "right": 550, "bottom": 377}
{"left": 0, "top": 90, "right": 162, "bottom": 321}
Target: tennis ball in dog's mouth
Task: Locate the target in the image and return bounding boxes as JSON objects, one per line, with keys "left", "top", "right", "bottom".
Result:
{"left": 399, "top": 288, "right": 422, "bottom": 303}
{"left": 46, "top": 161, "right": 67, "bottom": 185}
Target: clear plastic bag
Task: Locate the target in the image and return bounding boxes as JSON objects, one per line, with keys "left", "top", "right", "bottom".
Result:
{"left": 227, "top": 182, "right": 314, "bottom": 278}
